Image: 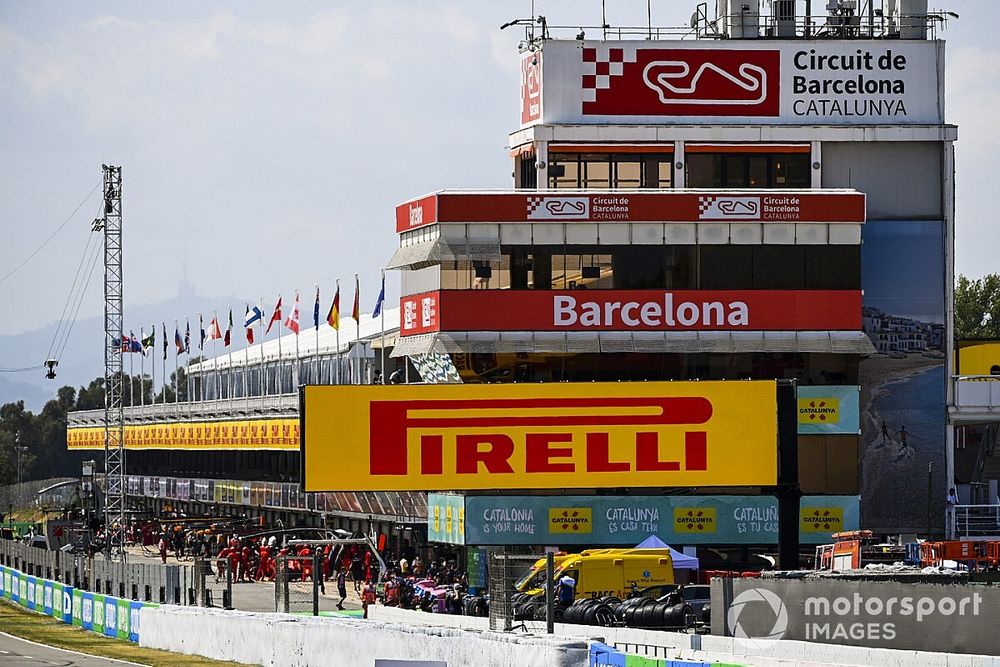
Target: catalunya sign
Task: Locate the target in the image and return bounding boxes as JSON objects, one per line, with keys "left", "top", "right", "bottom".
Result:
{"left": 522, "top": 40, "right": 942, "bottom": 126}
{"left": 300, "top": 381, "right": 777, "bottom": 492}
{"left": 396, "top": 190, "right": 865, "bottom": 232}
{"left": 400, "top": 290, "right": 862, "bottom": 336}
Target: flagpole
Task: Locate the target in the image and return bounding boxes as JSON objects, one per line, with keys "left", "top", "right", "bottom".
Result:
{"left": 293, "top": 290, "right": 300, "bottom": 391}
{"left": 354, "top": 273, "right": 360, "bottom": 385}
{"left": 140, "top": 327, "right": 145, "bottom": 407}
{"left": 128, "top": 336, "right": 135, "bottom": 407}
{"left": 212, "top": 309, "right": 219, "bottom": 400}
{"left": 227, "top": 309, "right": 234, "bottom": 408}
{"left": 174, "top": 320, "right": 180, "bottom": 405}
{"left": 380, "top": 268, "right": 386, "bottom": 385}
{"left": 162, "top": 323, "right": 167, "bottom": 407}
{"left": 335, "top": 279, "right": 341, "bottom": 385}
{"left": 244, "top": 307, "right": 250, "bottom": 413}
{"left": 198, "top": 314, "right": 204, "bottom": 403}
{"left": 259, "top": 298, "right": 266, "bottom": 409}
{"left": 151, "top": 325, "right": 156, "bottom": 407}
{"left": 314, "top": 284, "right": 320, "bottom": 385}
{"left": 276, "top": 295, "right": 283, "bottom": 394}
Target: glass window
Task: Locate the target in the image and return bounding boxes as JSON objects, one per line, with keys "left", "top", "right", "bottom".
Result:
{"left": 699, "top": 246, "right": 752, "bottom": 288}
{"left": 583, "top": 156, "right": 611, "bottom": 188}
{"left": 549, "top": 158, "right": 579, "bottom": 188}
{"left": 805, "top": 246, "right": 860, "bottom": 289}
{"left": 748, "top": 156, "right": 769, "bottom": 188}
{"left": 686, "top": 154, "right": 722, "bottom": 188}
{"left": 656, "top": 160, "right": 673, "bottom": 188}
{"left": 754, "top": 246, "right": 805, "bottom": 289}
{"left": 775, "top": 154, "right": 811, "bottom": 187}
{"left": 440, "top": 260, "right": 471, "bottom": 290}
{"left": 615, "top": 160, "right": 643, "bottom": 189}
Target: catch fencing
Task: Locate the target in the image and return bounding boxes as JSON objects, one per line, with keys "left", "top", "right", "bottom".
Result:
{"left": 0, "top": 539, "right": 199, "bottom": 606}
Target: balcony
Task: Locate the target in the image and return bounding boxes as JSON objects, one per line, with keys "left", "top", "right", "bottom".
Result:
{"left": 951, "top": 505, "right": 1000, "bottom": 540}
{"left": 67, "top": 393, "right": 299, "bottom": 427}
{"left": 951, "top": 376, "right": 1000, "bottom": 424}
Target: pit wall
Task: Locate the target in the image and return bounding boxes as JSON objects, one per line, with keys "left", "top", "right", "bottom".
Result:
{"left": 370, "top": 605, "right": 1000, "bottom": 667}
{"left": 139, "top": 605, "right": 591, "bottom": 667}
{"left": 0, "top": 563, "right": 154, "bottom": 643}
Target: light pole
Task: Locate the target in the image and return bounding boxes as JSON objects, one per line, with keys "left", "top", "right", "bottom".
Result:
{"left": 14, "top": 432, "right": 28, "bottom": 515}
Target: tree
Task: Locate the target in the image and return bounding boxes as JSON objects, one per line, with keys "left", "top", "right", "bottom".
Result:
{"left": 955, "top": 274, "right": 1000, "bottom": 339}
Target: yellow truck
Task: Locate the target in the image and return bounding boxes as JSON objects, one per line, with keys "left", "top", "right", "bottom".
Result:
{"left": 521, "top": 548, "right": 675, "bottom": 600}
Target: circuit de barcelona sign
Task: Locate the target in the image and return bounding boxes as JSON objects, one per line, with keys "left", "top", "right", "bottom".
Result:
{"left": 522, "top": 40, "right": 943, "bottom": 126}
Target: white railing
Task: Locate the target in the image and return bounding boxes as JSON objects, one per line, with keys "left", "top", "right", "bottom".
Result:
{"left": 950, "top": 504, "right": 1000, "bottom": 539}
{"left": 953, "top": 376, "right": 1000, "bottom": 411}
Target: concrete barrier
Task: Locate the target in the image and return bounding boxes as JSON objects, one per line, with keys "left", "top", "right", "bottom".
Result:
{"left": 139, "top": 606, "right": 591, "bottom": 667}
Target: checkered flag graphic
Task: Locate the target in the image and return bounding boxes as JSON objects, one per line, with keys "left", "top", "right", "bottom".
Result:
{"left": 698, "top": 196, "right": 717, "bottom": 214}
{"left": 526, "top": 196, "right": 545, "bottom": 216}
{"left": 582, "top": 46, "right": 636, "bottom": 102}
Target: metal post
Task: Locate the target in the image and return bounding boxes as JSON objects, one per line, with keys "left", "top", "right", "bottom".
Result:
{"left": 776, "top": 380, "right": 801, "bottom": 570}
{"left": 312, "top": 550, "right": 320, "bottom": 616}
{"left": 545, "top": 552, "right": 554, "bottom": 634}
{"left": 224, "top": 558, "right": 233, "bottom": 610}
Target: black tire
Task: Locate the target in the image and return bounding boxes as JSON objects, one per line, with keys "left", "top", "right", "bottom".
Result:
{"left": 700, "top": 603, "right": 711, "bottom": 626}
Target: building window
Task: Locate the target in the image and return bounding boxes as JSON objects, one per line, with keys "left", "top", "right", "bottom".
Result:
{"left": 548, "top": 153, "right": 673, "bottom": 189}
{"left": 686, "top": 152, "right": 811, "bottom": 188}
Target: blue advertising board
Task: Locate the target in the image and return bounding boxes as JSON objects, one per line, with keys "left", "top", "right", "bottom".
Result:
{"left": 463, "top": 495, "right": 860, "bottom": 546}
{"left": 797, "top": 385, "right": 861, "bottom": 435}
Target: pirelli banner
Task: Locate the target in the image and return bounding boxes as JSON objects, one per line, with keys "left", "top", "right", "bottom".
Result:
{"left": 300, "top": 380, "right": 777, "bottom": 492}
{"left": 67, "top": 418, "right": 300, "bottom": 451}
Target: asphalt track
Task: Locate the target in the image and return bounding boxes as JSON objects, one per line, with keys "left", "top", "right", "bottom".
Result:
{"left": 0, "top": 630, "right": 145, "bottom": 667}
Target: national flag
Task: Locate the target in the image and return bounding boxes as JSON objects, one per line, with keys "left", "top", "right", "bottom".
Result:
{"left": 244, "top": 304, "right": 263, "bottom": 328}
{"left": 184, "top": 320, "right": 191, "bottom": 353}
{"left": 206, "top": 315, "right": 222, "bottom": 341}
{"left": 129, "top": 331, "right": 142, "bottom": 353}
{"left": 372, "top": 273, "right": 385, "bottom": 318}
{"left": 327, "top": 283, "right": 340, "bottom": 330}
{"left": 313, "top": 286, "right": 320, "bottom": 330}
{"left": 352, "top": 275, "right": 360, "bottom": 321}
{"left": 199, "top": 314, "right": 206, "bottom": 350}
{"left": 284, "top": 292, "right": 300, "bottom": 334}
{"left": 141, "top": 328, "right": 154, "bottom": 354}
{"left": 175, "top": 326, "right": 185, "bottom": 354}
{"left": 245, "top": 305, "right": 256, "bottom": 344}
{"left": 162, "top": 323, "right": 167, "bottom": 361}
{"left": 224, "top": 308, "right": 232, "bottom": 347}
{"left": 266, "top": 296, "right": 282, "bottom": 335}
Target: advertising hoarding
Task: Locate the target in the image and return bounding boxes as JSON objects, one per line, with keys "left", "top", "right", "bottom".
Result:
{"left": 67, "top": 418, "right": 300, "bottom": 451}
{"left": 797, "top": 385, "right": 860, "bottom": 435}
{"left": 427, "top": 493, "right": 466, "bottom": 545}
{"left": 525, "top": 40, "right": 942, "bottom": 127}
{"left": 401, "top": 290, "right": 862, "bottom": 336}
{"left": 301, "top": 381, "right": 778, "bottom": 492}
{"left": 396, "top": 190, "right": 865, "bottom": 232}
{"left": 459, "top": 495, "right": 859, "bottom": 546}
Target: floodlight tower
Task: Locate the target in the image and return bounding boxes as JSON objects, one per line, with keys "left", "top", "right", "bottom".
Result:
{"left": 99, "top": 164, "right": 126, "bottom": 560}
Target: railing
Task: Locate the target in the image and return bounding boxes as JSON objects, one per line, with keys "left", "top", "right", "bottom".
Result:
{"left": 68, "top": 393, "right": 299, "bottom": 426}
{"left": 950, "top": 504, "right": 1000, "bottom": 539}
{"left": 953, "top": 376, "right": 1000, "bottom": 412}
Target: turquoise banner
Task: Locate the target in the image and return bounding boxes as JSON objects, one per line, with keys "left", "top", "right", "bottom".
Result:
{"left": 797, "top": 385, "right": 861, "bottom": 435}
{"left": 427, "top": 493, "right": 466, "bottom": 545}
{"left": 464, "top": 495, "right": 860, "bottom": 546}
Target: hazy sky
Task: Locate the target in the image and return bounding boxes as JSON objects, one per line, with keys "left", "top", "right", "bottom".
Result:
{"left": 0, "top": 1, "right": 994, "bottom": 337}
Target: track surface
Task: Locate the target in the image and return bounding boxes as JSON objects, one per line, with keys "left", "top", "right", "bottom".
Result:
{"left": 0, "top": 630, "right": 144, "bottom": 667}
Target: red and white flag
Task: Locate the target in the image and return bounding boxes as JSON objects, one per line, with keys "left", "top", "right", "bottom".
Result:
{"left": 284, "top": 291, "right": 300, "bottom": 334}
{"left": 266, "top": 296, "right": 282, "bottom": 334}
{"left": 206, "top": 315, "right": 223, "bottom": 341}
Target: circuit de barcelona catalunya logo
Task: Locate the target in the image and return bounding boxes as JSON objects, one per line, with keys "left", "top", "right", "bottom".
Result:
{"left": 527, "top": 196, "right": 590, "bottom": 220}
{"left": 582, "top": 47, "right": 780, "bottom": 116}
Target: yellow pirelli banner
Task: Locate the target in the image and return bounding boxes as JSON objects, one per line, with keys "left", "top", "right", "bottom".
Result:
{"left": 66, "top": 418, "right": 299, "bottom": 451}
{"left": 301, "top": 380, "right": 778, "bottom": 492}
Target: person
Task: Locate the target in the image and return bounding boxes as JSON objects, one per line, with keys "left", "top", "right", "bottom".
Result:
{"left": 555, "top": 575, "right": 575, "bottom": 607}
{"left": 947, "top": 487, "right": 959, "bottom": 507}
{"left": 880, "top": 420, "right": 891, "bottom": 444}
{"left": 158, "top": 532, "right": 168, "bottom": 564}
{"left": 389, "top": 368, "right": 404, "bottom": 385}
{"left": 336, "top": 567, "right": 348, "bottom": 610}
{"left": 351, "top": 554, "right": 365, "bottom": 593}
{"left": 372, "top": 368, "right": 383, "bottom": 385}
{"left": 898, "top": 424, "right": 909, "bottom": 453}
{"left": 361, "top": 580, "right": 376, "bottom": 619}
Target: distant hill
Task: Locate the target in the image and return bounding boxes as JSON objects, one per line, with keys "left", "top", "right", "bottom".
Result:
{"left": 0, "top": 291, "right": 245, "bottom": 412}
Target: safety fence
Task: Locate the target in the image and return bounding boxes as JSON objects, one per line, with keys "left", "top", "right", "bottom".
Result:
{"left": 0, "top": 539, "right": 200, "bottom": 606}
{"left": 0, "top": 561, "right": 156, "bottom": 643}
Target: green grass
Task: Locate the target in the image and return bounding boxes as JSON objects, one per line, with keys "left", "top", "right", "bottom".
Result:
{"left": 0, "top": 599, "right": 249, "bottom": 666}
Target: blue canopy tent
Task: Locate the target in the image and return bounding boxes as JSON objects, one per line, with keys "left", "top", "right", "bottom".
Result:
{"left": 635, "top": 535, "right": 700, "bottom": 570}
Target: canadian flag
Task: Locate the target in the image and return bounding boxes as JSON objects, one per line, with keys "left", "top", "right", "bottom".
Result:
{"left": 284, "top": 291, "right": 300, "bottom": 334}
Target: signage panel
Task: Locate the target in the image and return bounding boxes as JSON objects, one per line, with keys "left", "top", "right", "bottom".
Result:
{"left": 302, "top": 381, "right": 778, "bottom": 492}
{"left": 532, "top": 40, "right": 943, "bottom": 126}
{"left": 796, "top": 385, "right": 860, "bottom": 435}
{"left": 463, "top": 495, "right": 859, "bottom": 545}
{"left": 400, "top": 290, "right": 862, "bottom": 335}
{"left": 67, "top": 418, "right": 300, "bottom": 451}
{"left": 427, "top": 493, "right": 466, "bottom": 545}
{"left": 395, "top": 190, "right": 865, "bottom": 232}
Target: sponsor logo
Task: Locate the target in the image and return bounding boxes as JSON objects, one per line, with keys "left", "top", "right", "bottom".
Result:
{"left": 728, "top": 587, "right": 789, "bottom": 640}
{"left": 801, "top": 507, "right": 844, "bottom": 533}
{"left": 674, "top": 507, "right": 717, "bottom": 533}
{"left": 699, "top": 196, "right": 760, "bottom": 220}
{"left": 553, "top": 294, "right": 748, "bottom": 329}
{"left": 408, "top": 204, "right": 423, "bottom": 228}
{"left": 549, "top": 507, "right": 593, "bottom": 533}
{"left": 582, "top": 47, "right": 780, "bottom": 117}
{"left": 369, "top": 396, "right": 713, "bottom": 477}
{"left": 798, "top": 398, "right": 840, "bottom": 424}
{"left": 527, "top": 196, "right": 590, "bottom": 220}
{"left": 521, "top": 51, "right": 541, "bottom": 124}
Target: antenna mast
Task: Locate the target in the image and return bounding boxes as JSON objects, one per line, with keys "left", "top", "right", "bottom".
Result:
{"left": 99, "top": 164, "right": 126, "bottom": 560}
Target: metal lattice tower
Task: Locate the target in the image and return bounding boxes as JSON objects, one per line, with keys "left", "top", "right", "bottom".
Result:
{"left": 100, "top": 164, "right": 126, "bottom": 560}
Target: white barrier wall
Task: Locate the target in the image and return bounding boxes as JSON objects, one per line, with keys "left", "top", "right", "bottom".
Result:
{"left": 140, "top": 606, "right": 590, "bottom": 667}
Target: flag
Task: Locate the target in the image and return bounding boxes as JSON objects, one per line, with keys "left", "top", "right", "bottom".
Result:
{"left": 244, "top": 304, "right": 263, "bottom": 328}
{"left": 327, "top": 284, "right": 340, "bottom": 330}
{"left": 184, "top": 320, "right": 191, "bottom": 353}
{"left": 284, "top": 292, "right": 300, "bottom": 334}
{"left": 162, "top": 323, "right": 167, "bottom": 361}
{"left": 224, "top": 308, "right": 232, "bottom": 347}
{"left": 352, "top": 275, "right": 360, "bottom": 321}
{"left": 206, "top": 315, "right": 222, "bottom": 341}
{"left": 128, "top": 331, "right": 142, "bottom": 353}
{"left": 141, "top": 328, "right": 154, "bottom": 355}
{"left": 245, "top": 305, "right": 255, "bottom": 344}
{"left": 372, "top": 273, "right": 385, "bottom": 318}
{"left": 313, "top": 287, "right": 320, "bottom": 330}
{"left": 199, "top": 314, "right": 206, "bottom": 350}
{"left": 266, "top": 296, "right": 282, "bottom": 334}
{"left": 175, "top": 326, "right": 184, "bottom": 354}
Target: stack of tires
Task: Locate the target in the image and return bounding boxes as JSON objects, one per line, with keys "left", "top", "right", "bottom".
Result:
{"left": 462, "top": 594, "right": 489, "bottom": 617}
{"left": 511, "top": 593, "right": 544, "bottom": 621}
{"left": 560, "top": 597, "right": 619, "bottom": 627}
{"left": 616, "top": 596, "right": 694, "bottom": 629}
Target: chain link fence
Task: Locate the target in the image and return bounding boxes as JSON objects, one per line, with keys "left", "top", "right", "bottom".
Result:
{"left": 274, "top": 553, "right": 321, "bottom": 615}
{"left": 488, "top": 548, "right": 552, "bottom": 632}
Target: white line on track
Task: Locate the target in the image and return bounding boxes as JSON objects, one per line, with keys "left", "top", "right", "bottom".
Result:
{"left": 0, "top": 629, "right": 149, "bottom": 666}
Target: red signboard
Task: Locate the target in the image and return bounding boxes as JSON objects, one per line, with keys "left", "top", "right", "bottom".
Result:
{"left": 521, "top": 50, "right": 542, "bottom": 125}
{"left": 582, "top": 47, "right": 780, "bottom": 117}
{"left": 399, "top": 290, "right": 862, "bottom": 334}
{"left": 395, "top": 191, "right": 865, "bottom": 232}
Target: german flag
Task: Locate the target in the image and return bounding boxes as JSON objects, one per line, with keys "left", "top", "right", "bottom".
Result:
{"left": 352, "top": 274, "right": 360, "bottom": 321}
{"left": 327, "top": 283, "right": 340, "bottom": 330}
